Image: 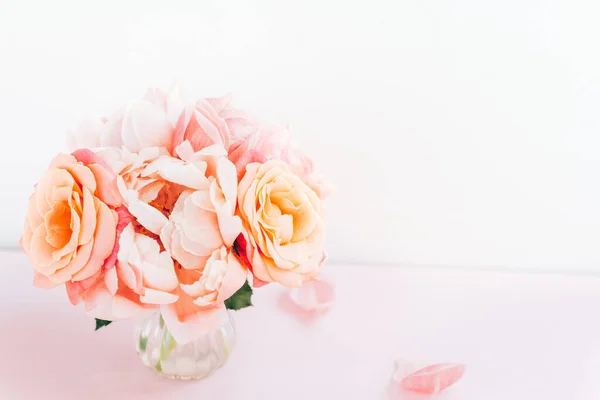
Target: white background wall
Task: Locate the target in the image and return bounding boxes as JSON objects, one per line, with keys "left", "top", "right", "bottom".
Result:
{"left": 1, "top": 0, "right": 599, "bottom": 270}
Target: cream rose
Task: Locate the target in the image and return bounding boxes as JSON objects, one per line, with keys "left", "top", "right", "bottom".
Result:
{"left": 237, "top": 160, "right": 325, "bottom": 287}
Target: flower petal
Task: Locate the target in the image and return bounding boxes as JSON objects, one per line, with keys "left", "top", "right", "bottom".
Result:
{"left": 215, "top": 251, "right": 248, "bottom": 303}
{"left": 127, "top": 197, "right": 168, "bottom": 235}
{"left": 67, "top": 119, "right": 104, "bottom": 151}
{"left": 393, "top": 361, "right": 466, "bottom": 395}
{"left": 78, "top": 186, "right": 97, "bottom": 246}
{"left": 141, "top": 254, "right": 179, "bottom": 292}
{"left": 143, "top": 156, "right": 209, "bottom": 190}
{"left": 47, "top": 238, "right": 93, "bottom": 284}
{"left": 117, "top": 101, "right": 173, "bottom": 152}
{"left": 85, "top": 284, "right": 154, "bottom": 321}
{"left": 104, "top": 266, "right": 119, "bottom": 295}
{"left": 161, "top": 303, "right": 230, "bottom": 345}
{"left": 216, "top": 210, "right": 243, "bottom": 247}
{"left": 33, "top": 271, "right": 59, "bottom": 289}
{"left": 72, "top": 202, "right": 117, "bottom": 281}
{"left": 87, "top": 163, "right": 122, "bottom": 207}
{"left": 140, "top": 288, "right": 179, "bottom": 305}
{"left": 65, "top": 270, "right": 102, "bottom": 304}
{"left": 174, "top": 140, "right": 196, "bottom": 162}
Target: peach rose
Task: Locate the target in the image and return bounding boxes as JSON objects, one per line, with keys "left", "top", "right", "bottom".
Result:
{"left": 237, "top": 160, "right": 326, "bottom": 287}
{"left": 22, "top": 152, "right": 122, "bottom": 287}
{"left": 161, "top": 246, "right": 247, "bottom": 344}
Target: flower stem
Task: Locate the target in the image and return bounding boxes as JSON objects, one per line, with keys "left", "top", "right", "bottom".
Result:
{"left": 221, "top": 328, "right": 231, "bottom": 357}
{"left": 154, "top": 315, "right": 177, "bottom": 372}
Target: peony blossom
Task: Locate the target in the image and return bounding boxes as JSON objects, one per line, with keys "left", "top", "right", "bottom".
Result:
{"left": 67, "top": 87, "right": 184, "bottom": 154}
{"left": 67, "top": 223, "right": 179, "bottom": 321}
{"left": 66, "top": 268, "right": 153, "bottom": 321}
{"left": 179, "top": 246, "right": 247, "bottom": 307}
{"left": 97, "top": 146, "right": 170, "bottom": 203}
{"left": 237, "top": 160, "right": 326, "bottom": 287}
{"left": 113, "top": 149, "right": 179, "bottom": 237}
{"left": 161, "top": 246, "right": 247, "bottom": 344}
{"left": 115, "top": 223, "right": 180, "bottom": 305}
{"left": 143, "top": 142, "right": 242, "bottom": 269}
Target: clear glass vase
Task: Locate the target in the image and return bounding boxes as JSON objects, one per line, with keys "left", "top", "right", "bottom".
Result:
{"left": 135, "top": 311, "right": 236, "bottom": 380}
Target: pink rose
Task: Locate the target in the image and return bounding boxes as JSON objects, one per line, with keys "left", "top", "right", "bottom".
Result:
{"left": 169, "top": 93, "right": 331, "bottom": 198}
{"left": 227, "top": 124, "right": 287, "bottom": 179}
{"left": 161, "top": 246, "right": 247, "bottom": 344}
{"left": 228, "top": 124, "right": 332, "bottom": 199}
{"left": 22, "top": 152, "right": 122, "bottom": 287}
{"left": 206, "top": 94, "right": 260, "bottom": 140}
{"left": 171, "top": 94, "right": 258, "bottom": 155}
{"left": 171, "top": 99, "right": 230, "bottom": 153}
{"left": 237, "top": 160, "right": 326, "bottom": 287}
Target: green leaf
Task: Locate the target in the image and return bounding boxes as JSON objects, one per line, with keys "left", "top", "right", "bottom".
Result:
{"left": 95, "top": 319, "right": 112, "bottom": 331}
{"left": 224, "top": 280, "right": 253, "bottom": 311}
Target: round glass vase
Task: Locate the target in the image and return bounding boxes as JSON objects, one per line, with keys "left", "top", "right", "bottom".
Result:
{"left": 135, "top": 311, "right": 236, "bottom": 380}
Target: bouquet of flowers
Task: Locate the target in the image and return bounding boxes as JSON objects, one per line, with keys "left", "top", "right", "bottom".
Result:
{"left": 20, "top": 87, "right": 329, "bottom": 348}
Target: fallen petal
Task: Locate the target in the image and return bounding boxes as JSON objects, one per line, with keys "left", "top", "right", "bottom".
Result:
{"left": 393, "top": 361, "right": 466, "bottom": 395}
{"left": 33, "top": 271, "right": 59, "bottom": 289}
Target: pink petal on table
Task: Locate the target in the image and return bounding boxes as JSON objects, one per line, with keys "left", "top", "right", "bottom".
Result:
{"left": 393, "top": 361, "right": 466, "bottom": 395}
{"left": 288, "top": 278, "right": 336, "bottom": 312}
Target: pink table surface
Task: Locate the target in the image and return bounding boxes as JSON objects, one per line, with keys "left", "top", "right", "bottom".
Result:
{"left": 1, "top": 249, "right": 599, "bottom": 399}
